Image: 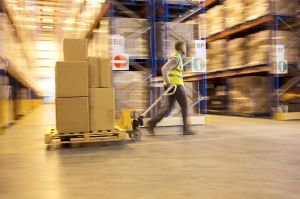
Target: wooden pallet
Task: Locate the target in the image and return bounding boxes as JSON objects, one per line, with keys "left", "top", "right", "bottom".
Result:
{"left": 45, "top": 126, "right": 127, "bottom": 146}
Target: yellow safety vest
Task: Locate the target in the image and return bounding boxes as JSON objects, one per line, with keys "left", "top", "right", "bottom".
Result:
{"left": 163, "top": 51, "right": 184, "bottom": 86}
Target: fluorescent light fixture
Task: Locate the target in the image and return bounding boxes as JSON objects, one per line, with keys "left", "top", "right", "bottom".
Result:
{"left": 25, "top": 6, "right": 34, "bottom": 10}
{"left": 23, "top": 25, "right": 38, "bottom": 29}
{"left": 42, "top": 18, "right": 54, "bottom": 23}
{"left": 41, "top": 8, "right": 54, "bottom": 12}
{"left": 62, "top": 27, "right": 74, "bottom": 31}
{"left": 12, "top": 7, "right": 24, "bottom": 11}
{"left": 64, "top": 18, "right": 75, "bottom": 24}
{"left": 25, "top": 17, "right": 35, "bottom": 21}
{"left": 42, "top": 26, "right": 54, "bottom": 29}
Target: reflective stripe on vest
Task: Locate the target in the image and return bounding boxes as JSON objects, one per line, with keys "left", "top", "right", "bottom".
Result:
{"left": 163, "top": 51, "right": 184, "bottom": 86}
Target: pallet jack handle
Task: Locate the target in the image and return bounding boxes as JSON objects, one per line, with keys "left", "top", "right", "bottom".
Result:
{"left": 140, "top": 85, "right": 177, "bottom": 119}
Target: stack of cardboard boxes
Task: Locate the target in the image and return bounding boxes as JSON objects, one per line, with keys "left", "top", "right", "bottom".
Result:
{"left": 247, "top": 30, "right": 299, "bottom": 66}
{"left": 245, "top": 0, "right": 298, "bottom": 21}
{"left": 207, "top": 40, "right": 226, "bottom": 71}
{"left": 224, "top": 0, "right": 245, "bottom": 28}
{"left": 113, "top": 18, "right": 149, "bottom": 58}
{"left": 228, "top": 76, "right": 272, "bottom": 115}
{"left": 206, "top": 5, "right": 224, "bottom": 36}
{"left": 56, "top": 39, "right": 114, "bottom": 134}
{"left": 156, "top": 22, "right": 196, "bottom": 58}
{"left": 227, "top": 38, "right": 246, "bottom": 67}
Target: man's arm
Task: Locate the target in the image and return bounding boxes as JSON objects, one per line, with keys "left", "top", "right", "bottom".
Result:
{"left": 161, "top": 57, "right": 179, "bottom": 86}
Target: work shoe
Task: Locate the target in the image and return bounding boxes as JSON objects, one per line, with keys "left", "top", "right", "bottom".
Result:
{"left": 146, "top": 122, "right": 155, "bottom": 136}
{"left": 183, "top": 129, "right": 196, "bottom": 135}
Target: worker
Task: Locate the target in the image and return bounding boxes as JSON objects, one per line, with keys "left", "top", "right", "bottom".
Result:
{"left": 146, "top": 41, "right": 196, "bottom": 136}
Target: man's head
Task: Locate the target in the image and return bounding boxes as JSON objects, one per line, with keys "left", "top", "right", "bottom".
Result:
{"left": 175, "top": 41, "right": 186, "bottom": 57}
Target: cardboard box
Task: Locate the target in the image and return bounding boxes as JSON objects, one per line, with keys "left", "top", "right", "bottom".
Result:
{"left": 56, "top": 97, "right": 89, "bottom": 133}
{"left": 89, "top": 88, "right": 115, "bottom": 131}
{"left": 55, "top": 61, "right": 88, "bottom": 97}
{"left": 63, "top": 39, "right": 87, "bottom": 61}
{"left": 88, "top": 57, "right": 112, "bottom": 88}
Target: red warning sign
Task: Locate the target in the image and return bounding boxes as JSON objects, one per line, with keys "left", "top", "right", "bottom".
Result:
{"left": 112, "top": 54, "right": 129, "bottom": 70}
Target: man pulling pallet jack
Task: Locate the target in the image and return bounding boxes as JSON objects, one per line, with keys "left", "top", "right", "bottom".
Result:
{"left": 146, "top": 41, "right": 196, "bottom": 136}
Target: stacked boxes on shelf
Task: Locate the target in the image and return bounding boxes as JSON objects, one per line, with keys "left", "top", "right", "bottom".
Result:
{"left": 114, "top": 71, "right": 149, "bottom": 118}
{"left": 247, "top": 30, "right": 270, "bottom": 65}
{"left": 247, "top": 30, "right": 299, "bottom": 66}
{"left": 228, "top": 76, "right": 272, "bottom": 115}
{"left": 206, "top": 5, "right": 224, "bottom": 35}
{"left": 207, "top": 82, "right": 228, "bottom": 114}
{"left": 56, "top": 39, "right": 114, "bottom": 133}
{"left": 156, "top": 22, "right": 196, "bottom": 58}
{"left": 245, "top": 0, "right": 298, "bottom": 21}
{"left": 207, "top": 40, "right": 226, "bottom": 71}
{"left": 112, "top": 18, "right": 149, "bottom": 58}
{"left": 280, "top": 82, "right": 300, "bottom": 112}
{"left": 227, "top": 38, "right": 246, "bottom": 67}
{"left": 224, "top": 0, "right": 245, "bottom": 28}
{"left": 89, "top": 18, "right": 149, "bottom": 58}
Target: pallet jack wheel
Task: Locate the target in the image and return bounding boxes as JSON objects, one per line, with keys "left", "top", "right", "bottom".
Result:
{"left": 129, "top": 129, "right": 142, "bottom": 141}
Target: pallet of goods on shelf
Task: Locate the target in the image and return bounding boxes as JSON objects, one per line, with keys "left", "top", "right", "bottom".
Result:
{"left": 227, "top": 38, "right": 246, "bottom": 68}
{"left": 224, "top": 0, "right": 245, "bottom": 28}
{"left": 206, "top": 5, "right": 224, "bottom": 35}
{"left": 228, "top": 76, "right": 272, "bottom": 115}
{"left": 245, "top": 0, "right": 298, "bottom": 22}
{"left": 207, "top": 82, "right": 228, "bottom": 114}
{"left": 247, "top": 30, "right": 299, "bottom": 66}
{"left": 112, "top": 17, "right": 149, "bottom": 58}
{"left": 156, "top": 22, "right": 197, "bottom": 58}
{"left": 91, "top": 18, "right": 149, "bottom": 58}
{"left": 206, "top": 39, "right": 226, "bottom": 71}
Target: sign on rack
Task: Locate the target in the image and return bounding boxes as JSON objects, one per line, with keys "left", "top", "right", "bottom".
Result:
{"left": 192, "top": 40, "right": 206, "bottom": 72}
{"left": 274, "top": 45, "right": 288, "bottom": 74}
{"left": 112, "top": 54, "right": 129, "bottom": 71}
{"left": 109, "top": 34, "right": 125, "bottom": 54}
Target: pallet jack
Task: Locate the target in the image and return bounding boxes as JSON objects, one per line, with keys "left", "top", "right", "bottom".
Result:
{"left": 124, "top": 85, "right": 177, "bottom": 141}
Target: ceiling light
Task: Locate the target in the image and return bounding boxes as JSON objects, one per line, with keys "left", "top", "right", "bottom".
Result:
{"left": 42, "top": 26, "right": 54, "bottom": 29}
{"left": 12, "top": 7, "right": 24, "bottom": 11}
{"left": 41, "top": 8, "right": 54, "bottom": 12}
{"left": 23, "top": 25, "right": 38, "bottom": 29}
{"left": 62, "top": 27, "right": 74, "bottom": 31}
{"left": 25, "top": 6, "right": 34, "bottom": 10}
{"left": 64, "top": 18, "right": 75, "bottom": 24}
{"left": 42, "top": 18, "right": 54, "bottom": 23}
{"left": 25, "top": 18, "right": 35, "bottom": 21}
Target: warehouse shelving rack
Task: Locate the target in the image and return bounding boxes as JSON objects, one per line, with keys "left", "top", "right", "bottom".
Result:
{"left": 150, "top": 0, "right": 300, "bottom": 119}
{"left": 86, "top": 0, "right": 211, "bottom": 124}
{"left": 87, "top": 0, "right": 300, "bottom": 120}
{"left": 0, "top": 4, "right": 43, "bottom": 129}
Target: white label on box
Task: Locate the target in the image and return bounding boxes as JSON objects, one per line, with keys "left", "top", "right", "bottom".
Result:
{"left": 109, "top": 35, "right": 125, "bottom": 54}
{"left": 112, "top": 54, "right": 129, "bottom": 71}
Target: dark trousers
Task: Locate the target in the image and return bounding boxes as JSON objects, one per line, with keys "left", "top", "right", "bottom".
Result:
{"left": 148, "top": 85, "right": 189, "bottom": 131}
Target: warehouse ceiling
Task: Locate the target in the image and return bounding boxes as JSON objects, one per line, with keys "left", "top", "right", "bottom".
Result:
{"left": 4, "top": 0, "right": 105, "bottom": 95}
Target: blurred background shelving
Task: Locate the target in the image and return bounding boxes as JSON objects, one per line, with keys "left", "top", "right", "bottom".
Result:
{"left": 0, "top": 0, "right": 300, "bottom": 129}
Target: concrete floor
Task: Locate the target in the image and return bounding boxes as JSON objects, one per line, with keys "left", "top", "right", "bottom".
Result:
{"left": 0, "top": 105, "right": 300, "bottom": 199}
